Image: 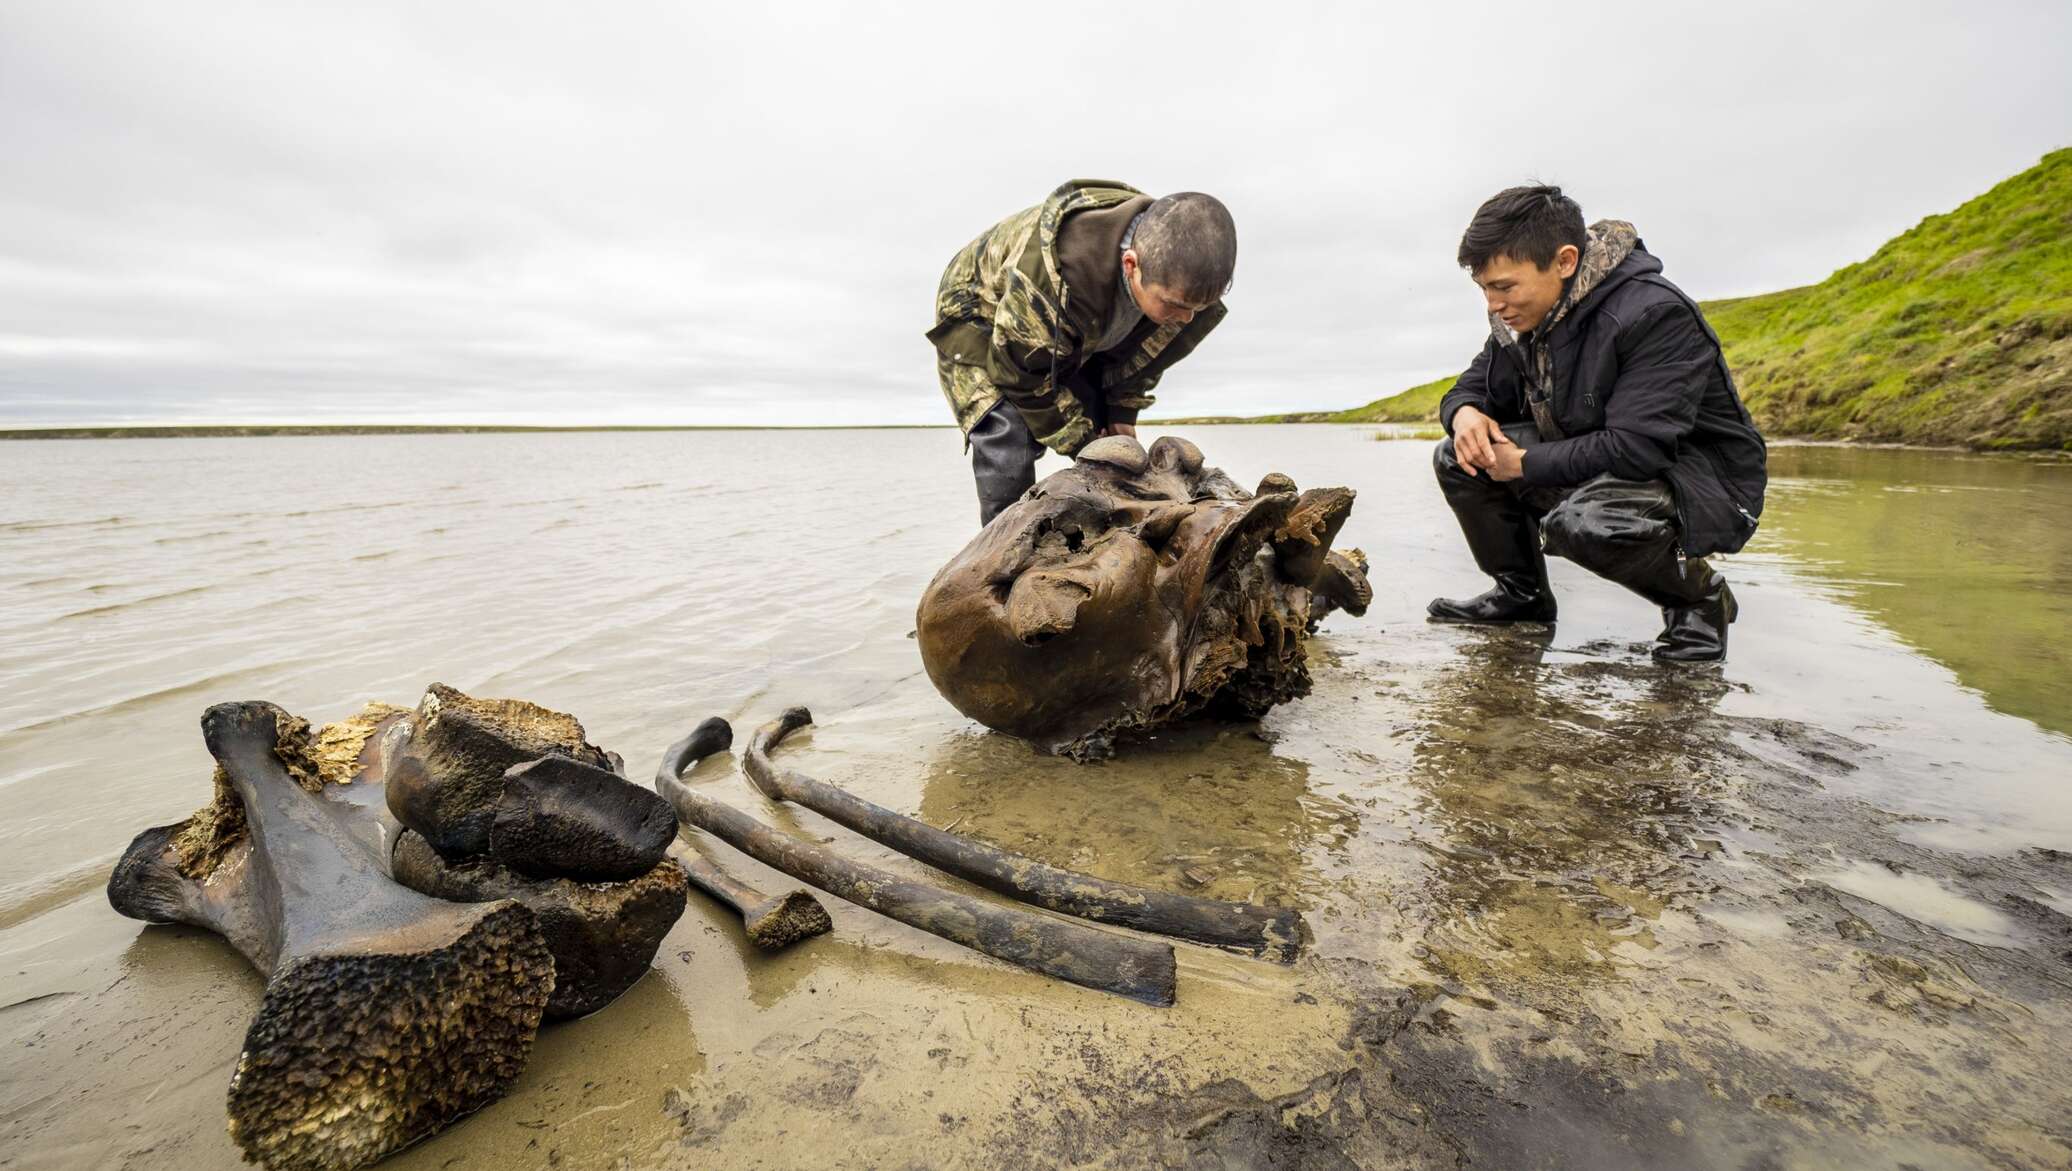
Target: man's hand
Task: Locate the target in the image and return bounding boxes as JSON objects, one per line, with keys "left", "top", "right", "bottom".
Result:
{"left": 1487, "top": 441, "right": 1525, "bottom": 482}
{"left": 1450, "top": 405, "right": 1511, "bottom": 473}
{"left": 1100, "top": 422, "right": 1137, "bottom": 439}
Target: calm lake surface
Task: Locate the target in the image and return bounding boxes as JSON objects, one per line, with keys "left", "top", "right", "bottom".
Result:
{"left": 3, "top": 426, "right": 2069, "bottom": 1169}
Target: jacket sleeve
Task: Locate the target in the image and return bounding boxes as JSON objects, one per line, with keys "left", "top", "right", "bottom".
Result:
{"left": 1521, "top": 302, "right": 1710, "bottom": 488}
{"left": 984, "top": 283, "right": 1096, "bottom": 456}
{"left": 1439, "top": 340, "right": 1498, "bottom": 434}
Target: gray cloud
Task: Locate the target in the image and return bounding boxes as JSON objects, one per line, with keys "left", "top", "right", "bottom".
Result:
{"left": 2, "top": 0, "right": 2067, "bottom": 426}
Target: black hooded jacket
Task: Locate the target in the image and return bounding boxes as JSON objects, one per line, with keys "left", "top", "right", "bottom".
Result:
{"left": 1438, "top": 246, "right": 1768, "bottom": 558}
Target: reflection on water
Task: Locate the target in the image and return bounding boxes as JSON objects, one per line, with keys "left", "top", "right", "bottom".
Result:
{"left": 1756, "top": 445, "right": 2072, "bottom": 737}
{"left": 915, "top": 723, "right": 1354, "bottom": 911}
{"left": 1407, "top": 627, "right": 1732, "bottom": 991}
{"left": 1812, "top": 860, "right": 2029, "bottom": 949}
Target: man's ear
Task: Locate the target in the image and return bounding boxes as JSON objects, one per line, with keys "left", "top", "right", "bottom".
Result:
{"left": 1121, "top": 249, "right": 1139, "bottom": 281}
{"left": 1554, "top": 244, "right": 1580, "bottom": 279}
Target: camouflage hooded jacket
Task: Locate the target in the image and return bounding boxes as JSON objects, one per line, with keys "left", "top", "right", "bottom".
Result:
{"left": 926, "top": 180, "right": 1228, "bottom": 455}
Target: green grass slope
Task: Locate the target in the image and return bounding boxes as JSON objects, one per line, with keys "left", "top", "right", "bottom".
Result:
{"left": 1156, "top": 375, "right": 1457, "bottom": 426}
{"left": 1708, "top": 147, "right": 2071, "bottom": 449}
{"left": 1168, "top": 150, "right": 2070, "bottom": 449}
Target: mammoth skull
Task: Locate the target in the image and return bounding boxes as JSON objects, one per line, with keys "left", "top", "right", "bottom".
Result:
{"left": 917, "top": 435, "right": 1371, "bottom": 759}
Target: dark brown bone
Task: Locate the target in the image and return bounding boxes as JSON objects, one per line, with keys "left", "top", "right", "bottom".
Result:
{"left": 107, "top": 701, "right": 553, "bottom": 1171}
{"left": 654, "top": 718, "right": 1178, "bottom": 1005}
{"left": 392, "top": 829, "right": 687, "bottom": 1019}
{"left": 489, "top": 754, "right": 677, "bottom": 882}
{"left": 656, "top": 721, "right": 832, "bottom": 950}
{"left": 917, "top": 435, "right": 1372, "bottom": 758}
{"left": 743, "top": 707, "right": 1304, "bottom": 961}
{"left": 386, "top": 683, "right": 615, "bottom": 859}
{"left": 671, "top": 844, "right": 833, "bottom": 950}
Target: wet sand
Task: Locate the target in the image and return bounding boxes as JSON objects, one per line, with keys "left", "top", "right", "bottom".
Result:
{"left": 2, "top": 427, "right": 2068, "bottom": 1169}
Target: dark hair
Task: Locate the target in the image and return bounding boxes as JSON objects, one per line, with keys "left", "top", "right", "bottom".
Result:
{"left": 1457, "top": 185, "right": 1586, "bottom": 272}
{"left": 1131, "top": 192, "right": 1236, "bottom": 303}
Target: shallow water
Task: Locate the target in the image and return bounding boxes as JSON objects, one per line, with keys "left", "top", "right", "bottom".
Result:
{"left": 2, "top": 427, "right": 2069, "bottom": 1169}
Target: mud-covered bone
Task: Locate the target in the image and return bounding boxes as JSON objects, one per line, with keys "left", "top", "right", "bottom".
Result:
{"left": 106, "top": 701, "right": 554, "bottom": 1171}
{"left": 392, "top": 830, "right": 687, "bottom": 1019}
{"left": 916, "top": 435, "right": 1373, "bottom": 757}
{"left": 655, "top": 717, "right": 1178, "bottom": 1004}
{"left": 386, "top": 682, "right": 614, "bottom": 859}
{"left": 489, "top": 755, "right": 677, "bottom": 882}
{"left": 1272, "top": 486, "right": 1357, "bottom": 589}
{"left": 744, "top": 707, "right": 1304, "bottom": 960}
{"left": 671, "top": 843, "right": 834, "bottom": 950}
{"left": 654, "top": 720, "right": 833, "bottom": 950}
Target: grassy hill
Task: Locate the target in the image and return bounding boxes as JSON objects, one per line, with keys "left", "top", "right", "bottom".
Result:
{"left": 1156, "top": 375, "right": 1455, "bottom": 425}
{"left": 1710, "top": 147, "right": 2070, "bottom": 449}
{"left": 1165, "top": 149, "right": 2071, "bottom": 450}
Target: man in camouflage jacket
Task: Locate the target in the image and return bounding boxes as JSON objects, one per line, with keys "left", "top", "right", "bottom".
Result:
{"left": 927, "top": 180, "right": 1235, "bottom": 523}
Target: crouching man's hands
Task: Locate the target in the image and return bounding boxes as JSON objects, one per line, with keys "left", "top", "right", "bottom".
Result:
{"left": 1451, "top": 406, "right": 1524, "bottom": 481}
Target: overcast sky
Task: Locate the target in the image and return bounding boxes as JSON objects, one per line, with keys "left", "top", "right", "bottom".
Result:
{"left": 2, "top": 1, "right": 2067, "bottom": 427}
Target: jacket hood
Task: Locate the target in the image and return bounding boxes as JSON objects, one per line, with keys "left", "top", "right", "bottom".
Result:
{"left": 1488, "top": 219, "right": 1652, "bottom": 344}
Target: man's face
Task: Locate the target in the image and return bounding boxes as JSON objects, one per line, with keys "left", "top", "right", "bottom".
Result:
{"left": 1122, "top": 250, "right": 1215, "bottom": 327}
{"left": 1472, "top": 245, "right": 1579, "bottom": 334}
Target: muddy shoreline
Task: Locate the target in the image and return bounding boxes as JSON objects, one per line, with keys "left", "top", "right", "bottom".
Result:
{"left": 3, "top": 429, "right": 2068, "bottom": 1169}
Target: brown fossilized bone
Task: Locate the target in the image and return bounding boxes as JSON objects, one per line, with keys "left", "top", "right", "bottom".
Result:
{"left": 373, "top": 686, "right": 687, "bottom": 1019}
{"left": 489, "top": 754, "right": 679, "bottom": 882}
{"left": 917, "top": 435, "right": 1372, "bottom": 758}
{"left": 385, "top": 682, "right": 618, "bottom": 859}
{"left": 744, "top": 707, "right": 1305, "bottom": 960}
{"left": 654, "top": 717, "right": 1179, "bottom": 1004}
{"left": 667, "top": 843, "right": 833, "bottom": 951}
{"left": 106, "top": 700, "right": 555, "bottom": 1171}
{"left": 390, "top": 830, "right": 687, "bottom": 1020}
{"left": 655, "top": 720, "right": 833, "bottom": 950}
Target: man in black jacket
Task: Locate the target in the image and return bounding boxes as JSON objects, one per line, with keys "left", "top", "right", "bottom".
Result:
{"left": 1429, "top": 186, "right": 1767, "bottom": 661}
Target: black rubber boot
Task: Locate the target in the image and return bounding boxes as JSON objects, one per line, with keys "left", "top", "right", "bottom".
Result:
{"left": 1428, "top": 439, "right": 1556, "bottom": 624}
{"left": 1654, "top": 575, "right": 1737, "bottom": 662}
{"left": 970, "top": 401, "right": 1044, "bottom": 526}
{"left": 1539, "top": 475, "right": 1739, "bottom": 659}
{"left": 1426, "top": 571, "right": 1557, "bottom": 623}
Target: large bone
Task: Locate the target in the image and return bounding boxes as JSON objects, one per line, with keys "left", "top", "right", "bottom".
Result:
{"left": 488, "top": 754, "right": 677, "bottom": 882}
{"left": 655, "top": 719, "right": 832, "bottom": 950}
{"left": 917, "top": 438, "right": 1373, "bottom": 758}
{"left": 654, "top": 718, "right": 1178, "bottom": 1005}
{"left": 107, "top": 701, "right": 554, "bottom": 1171}
{"left": 391, "top": 829, "right": 687, "bottom": 1019}
{"left": 386, "top": 682, "right": 615, "bottom": 859}
{"left": 670, "top": 843, "right": 834, "bottom": 950}
{"left": 743, "top": 708, "right": 1304, "bottom": 961}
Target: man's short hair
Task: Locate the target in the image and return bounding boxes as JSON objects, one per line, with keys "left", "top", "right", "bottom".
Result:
{"left": 1132, "top": 192, "right": 1236, "bottom": 304}
{"left": 1458, "top": 185, "right": 1586, "bottom": 273}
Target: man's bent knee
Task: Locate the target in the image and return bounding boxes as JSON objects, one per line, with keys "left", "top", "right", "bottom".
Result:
{"left": 1542, "top": 478, "right": 1678, "bottom": 563}
{"left": 1433, "top": 436, "right": 1465, "bottom": 479}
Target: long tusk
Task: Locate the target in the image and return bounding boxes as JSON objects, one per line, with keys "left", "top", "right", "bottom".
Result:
{"left": 654, "top": 718, "right": 1177, "bottom": 1005}
{"left": 743, "top": 707, "right": 1304, "bottom": 961}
